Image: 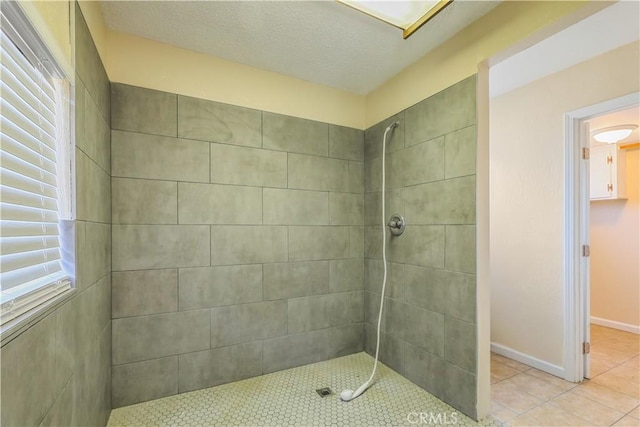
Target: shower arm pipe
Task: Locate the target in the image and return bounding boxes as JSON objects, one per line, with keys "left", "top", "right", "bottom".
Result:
{"left": 341, "top": 120, "right": 398, "bottom": 402}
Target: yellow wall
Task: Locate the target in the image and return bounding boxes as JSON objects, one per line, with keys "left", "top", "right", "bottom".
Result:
{"left": 23, "top": 1, "right": 595, "bottom": 130}
{"left": 365, "top": 0, "right": 591, "bottom": 127}
{"left": 590, "top": 148, "right": 640, "bottom": 330}
{"left": 20, "top": 1, "right": 73, "bottom": 77}
{"left": 104, "top": 30, "right": 366, "bottom": 129}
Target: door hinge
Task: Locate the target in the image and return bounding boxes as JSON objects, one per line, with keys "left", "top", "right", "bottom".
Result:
{"left": 583, "top": 342, "right": 591, "bottom": 354}
{"left": 582, "top": 147, "right": 590, "bottom": 159}
{"left": 607, "top": 183, "right": 613, "bottom": 192}
{"left": 606, "top": 155, "right": 613, "bottom": 164}
{"left": 582, "top": 245, "right": 590, "bottom": 257}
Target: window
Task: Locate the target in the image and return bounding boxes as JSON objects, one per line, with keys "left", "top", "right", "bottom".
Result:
{"left": 0, "top": 2, "right": 72, "bottom": 327}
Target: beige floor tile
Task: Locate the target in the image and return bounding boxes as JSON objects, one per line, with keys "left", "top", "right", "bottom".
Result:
{"left": 591, "top": 348, "right": 635, "bottom": 365}
{"left": 592, "top": 372, "right": 640, "bottom": 399}
{"left": 491, "top": 382, "right": 544, "bottom": 414}
{"left": 609, "top": 363, "right": 640, "bottom": 383}
{"left": 503, "top": 372, "right": 567, "bottom": 400}
{"left": 590, "top": 357, "right": 620, "bottom": 378}
{"left": 526, "top": 368, "right": 577, "bottom": 391}
{"left": 492, "top": 354, "right": 532, "bottom": 372}
{"left": 613, "top": 414, "right": 640, "bottom": 426}
{"left": 628, "top": 405, "right": 640, "bottom": 420}
{"left": 491, "top": 359, "right": 520, "bottom": 384}
{"left": 490, "top": 401, "right": 518, "bottom": 422}
{"left": 525, "top": 402, "right": 595, "bottom": 426}
{"left": 510, "top": 413, "right": 542, "bottom": 427}
{"left": 550, "top": 390, "right": 625, "bottom": 426}
{"left": 624, "top": 356, "right": 639, "bottom": 370}
{"left": 573, "top": 381, "right": 640, "bottom": 413}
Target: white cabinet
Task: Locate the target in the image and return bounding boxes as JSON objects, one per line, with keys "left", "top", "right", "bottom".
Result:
{"left": 590, "top": 145, "right": 627, "bottom": 200}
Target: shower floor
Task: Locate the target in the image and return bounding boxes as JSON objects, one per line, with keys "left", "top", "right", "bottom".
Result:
{"left": 107, "top": 352, "right": 504, "bottom": 427}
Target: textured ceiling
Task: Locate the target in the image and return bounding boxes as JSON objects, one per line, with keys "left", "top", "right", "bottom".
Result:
{"left": 99, "top": 0, "right": 500, "bottom": 94}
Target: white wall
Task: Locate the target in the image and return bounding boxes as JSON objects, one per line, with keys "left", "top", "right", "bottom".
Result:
{"left": 490, "top": 41, "right": 640, "bottom": 368}
{"left": 591, "top": 149, "right": 640, "bottom": 332}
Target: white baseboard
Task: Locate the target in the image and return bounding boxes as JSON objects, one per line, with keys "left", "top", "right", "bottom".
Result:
{"left": 591, "top": 317, "right": 640, "bottom": 335}
{"left": 491, "top": 342, "right": 565, "bottom": 378}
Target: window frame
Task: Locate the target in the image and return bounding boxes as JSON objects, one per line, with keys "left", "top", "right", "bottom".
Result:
{"left": 0, "top": 1, "right": 75, "bottom": 340}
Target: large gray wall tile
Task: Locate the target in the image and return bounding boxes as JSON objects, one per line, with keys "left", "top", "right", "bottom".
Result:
{"left": 329, "top": 125, "right": 363, "bottom": 161}
{"left": 112, "top": 269, "right": 178, "bottom": 318}
{"left": 288, "top": 292, "right": 362, "bottom": 334}
{"left": 111, "top": 130, "right": 209, "bottom": 182}
{"left": 329, "top": 258, "right": 364, "bottom": 293}
{"left": 445, "top": 225, "right": 476, "bottom": 273}
{"left": 263, "top": 329, "right": 328, "bottom": 374}
{"left": 178, "top": 95, "right": 261, "bottom": 147}
{"left": 404, "top": 76, "right": 476, "bottom": 146}
{"left": 112, "top": 178, "right": 177, "bottom": 224}
{"left": 364, "top": 190, "right": 404, "bottom": 226}
{"left": 210, "top": 301, "right": 287, "bottom": 347}
{"left": 263, "top": 112, "right": 328, "bottom": 156}
{"left": 404, "top": 176, "right": 476, "bottom": 225}
{"left": 385, "top": 299, "right": 444, "bottom": 356}
{"left": 444, "top": 317, "right": 476, "bottom": 373}
{"left": 350, "top": 226, "right": 364, "bottom": 258}
{"left": 178, "top": 341, "right": 262, "bottom": 392}
{"left": 404, "top": 265, "right": 476, "bottom": 323}
{"left": 112, "top": 357, "right": 178, "bottom": 407}
{"left": 111, "top": 84, "right": 177, "bottom": 137}
{"left": 210, "top": 143, "right": 287, "bottom": 188}
{"left": 112, "top": 225, "right": 210, "bottom": 270}
{"left": 210, "top": 226, "right": 287, "bottom": 265}
{"left": 76, "top": 149, "right": 110, "bottom": 223}
{"left": 288, "top": 154, "right": 349, "bottom": 192}
{"left": 178, "top": 182, "right": 262, "bottom": 225}
{"left": 112, "top": 310, "right": 210, "bottom": 365}
{"left": 445, "top": 125, "right": 476, "bottom": 178}
{"left": 329, "top": 193, "right": 363, "bottom": 225}
{"left": 388, "top": 225, "right": 445, "bottom": 268}
{"left": 263, "top": 188, "right": 328, "bottom": 225}
{"left": 75, "top": 6, "right": 109, "bottom": 121}
{"left": 365, "top": 259, "right": 404, "bottom": 299}
{"left": 364, "top": 113, "right": 404, "bottom": 159}
{"left": 328, "top": 323, "right": 363, "bottom": 359}
{"left": 347, "top": 161, "right": 364, "bottom": 193}
{"left": 0, "top": 313, "right": 57, "bottom": 427}
{"left": 263, "top": 261, "right": 329, "bottom": 300}
{"left": 179, "top": 264, "right": 262, "bottom": 310}
{"left": 364, "top": 323, "right": 404, "bottom": 375}
{"left": 403, "top": 343, "right": 447, "bottom": 399}
{"left": 79, "top": 85, "right": 110, "bottom": 173}
{"left": 388, "top": 137, "right": 445, "bottom": 188}
{"left": 77, "top": 222, "right": 110, "bottom": 289}
{"left": 288, "top": 226, "right": 349, "bottom": 261}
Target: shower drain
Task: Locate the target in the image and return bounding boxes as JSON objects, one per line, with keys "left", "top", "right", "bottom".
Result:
{"left": 315, "top": 387, "right": 333, "bottom": 397}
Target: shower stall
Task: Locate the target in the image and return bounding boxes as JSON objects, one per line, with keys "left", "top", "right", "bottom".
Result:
{"left": 109, "top": 75, "right": 478, "bottom": 415}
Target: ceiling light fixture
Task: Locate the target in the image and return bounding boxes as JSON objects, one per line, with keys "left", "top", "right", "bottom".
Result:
{"left": 591, "top": 124, "right": 638, "bottom": 144}
{"left": 337, "top": 0, "right": 453, "bottom": 39}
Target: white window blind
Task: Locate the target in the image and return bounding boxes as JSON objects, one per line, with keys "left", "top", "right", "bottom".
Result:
{"left": 0, "top": 4, "right": 71, "bottom": 326}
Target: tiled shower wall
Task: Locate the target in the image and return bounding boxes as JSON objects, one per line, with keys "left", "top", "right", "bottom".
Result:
{"left": 109, "top": 85, "right": 365, "bottom": 407}
{"left": 0, "top": 4, "right": 112, "bottom": 426}
{"left": 363, "top": 76, "right": 478, "bottom": 418}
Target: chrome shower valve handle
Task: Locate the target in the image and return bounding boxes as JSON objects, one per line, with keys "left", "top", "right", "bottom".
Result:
{"left": 387, "top": 213, "right": 405, "bottom": 236}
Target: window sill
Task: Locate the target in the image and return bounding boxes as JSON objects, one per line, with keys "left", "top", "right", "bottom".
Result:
{"left": 0, "top": 287, "right": 76, "bottom": 347}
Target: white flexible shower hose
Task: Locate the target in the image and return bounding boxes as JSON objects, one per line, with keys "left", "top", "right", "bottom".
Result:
{"left": 340, "top": 121, "right": 397, "bottom": 402}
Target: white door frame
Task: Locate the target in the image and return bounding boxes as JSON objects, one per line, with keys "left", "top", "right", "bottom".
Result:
{"left": 563, "top": 91, "right": 639, "bottom": 382}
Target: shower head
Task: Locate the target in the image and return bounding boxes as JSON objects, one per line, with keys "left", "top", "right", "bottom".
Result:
{"left": 385, "top": 121, "right": 399, "bottom": 132}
